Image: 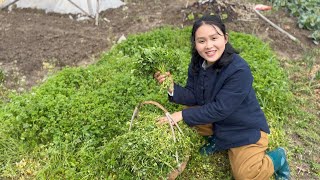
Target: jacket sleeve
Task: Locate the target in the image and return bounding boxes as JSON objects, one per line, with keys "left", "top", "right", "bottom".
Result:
{"left": 182, "top": 67, "right": 253, "bottom": 126}
{"left": 169, "top": 64, "right": 197, "bottom": 106}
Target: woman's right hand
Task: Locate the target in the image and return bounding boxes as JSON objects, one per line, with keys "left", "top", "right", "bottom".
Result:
{"left": 153, "top": 71, "right": 168, "bottom": 84}
{"left": 154, "top": 71, "right": 174, "bottom": 93}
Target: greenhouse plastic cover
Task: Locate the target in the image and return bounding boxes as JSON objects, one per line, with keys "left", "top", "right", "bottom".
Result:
{"left": 0, "top": 0, "right": 125, "bottom": 16}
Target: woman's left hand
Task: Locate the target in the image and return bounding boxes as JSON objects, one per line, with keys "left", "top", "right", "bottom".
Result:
{"left": 158, "top": 111, "right": 183, "bottom": 125}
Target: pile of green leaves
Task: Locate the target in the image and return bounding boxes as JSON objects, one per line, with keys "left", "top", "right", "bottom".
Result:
{"left": 133, "top": 47, "right": 182, "bottom": 76}
{"left": 269, "top": 0, "right": 320, "bottom": 43}
{"left": 0, "top": 26, "right": 293, "bottom": 179}
{"left": 101, "top": 111, "right": 199, "bottom": 179}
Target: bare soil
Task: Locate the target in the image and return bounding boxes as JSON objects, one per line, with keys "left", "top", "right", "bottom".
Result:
{"left": 0, "top": 0, "right": 319, "bottom": 179}
{"left": 1, "top": 0, "right": 317, "bottom": 90}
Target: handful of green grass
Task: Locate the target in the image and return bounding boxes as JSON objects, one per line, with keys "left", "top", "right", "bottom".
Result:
{"left": 157, "top": 63, "right": 174, "bottom": 92}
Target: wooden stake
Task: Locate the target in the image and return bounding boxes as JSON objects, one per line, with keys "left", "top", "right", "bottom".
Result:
{"left": 95, "top": 0, "right": 100, "bottom": 26}
{"left": 254, "top": 9, "right": 299, "bottom": 42}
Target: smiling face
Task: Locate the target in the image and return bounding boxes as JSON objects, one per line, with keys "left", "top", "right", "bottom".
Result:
{"left": 195, "top": 24, "right": 228, "bottom": 65}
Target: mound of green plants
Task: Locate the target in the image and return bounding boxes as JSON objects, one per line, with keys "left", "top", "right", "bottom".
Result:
{"left": 0, "top": 26, "right": 292, "bottom": 179}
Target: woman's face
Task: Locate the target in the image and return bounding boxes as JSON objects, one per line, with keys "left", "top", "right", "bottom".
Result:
{"left": 195, "top": 24, "right": 228, "bottom": 65}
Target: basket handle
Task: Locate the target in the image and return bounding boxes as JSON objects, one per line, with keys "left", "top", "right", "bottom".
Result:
{"left": 129, "top": 100, "right": 184, "bottom": 165}
{"left": 129, "top": 101, "right": 183, "bottom": 135}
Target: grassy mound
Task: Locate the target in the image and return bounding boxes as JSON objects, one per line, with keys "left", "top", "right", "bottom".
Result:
{"left": 0, "top": 26, "right": 292, "bottom": 179}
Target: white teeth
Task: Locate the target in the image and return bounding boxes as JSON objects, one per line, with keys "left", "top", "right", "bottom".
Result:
{"left": 206, "top": 51, "right": 215, "bottom": 56}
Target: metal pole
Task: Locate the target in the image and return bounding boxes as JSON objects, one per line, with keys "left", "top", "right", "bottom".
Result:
{"left": 1, "top": 0, "right": 20, "bottom": 10}
{"left": 95, "top": 0, "right": 99, "bottom": 26}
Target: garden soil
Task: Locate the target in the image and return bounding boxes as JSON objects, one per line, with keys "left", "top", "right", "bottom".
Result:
{"left": 0, "top": 0, "right": 319, "bottom": 179}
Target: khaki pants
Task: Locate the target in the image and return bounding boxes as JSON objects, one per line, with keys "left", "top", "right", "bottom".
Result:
{"left": 193, "top": 124, "right": 214, "bottom": 136}
{"left": 194, "top": 125, "right": 274, "bottom": 180}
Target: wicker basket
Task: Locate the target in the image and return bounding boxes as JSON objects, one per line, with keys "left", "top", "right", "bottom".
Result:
{"left": 130, "top": 101, "right": 189, "bottom": 180}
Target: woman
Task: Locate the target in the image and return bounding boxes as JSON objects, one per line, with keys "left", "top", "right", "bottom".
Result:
{"left": 154, "top": 15, "right": 290, "bottom": 180}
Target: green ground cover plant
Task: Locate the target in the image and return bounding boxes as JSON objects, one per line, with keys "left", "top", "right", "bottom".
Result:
{"left": 0, "top": 69, "right": 9, "bottom": 106}
{"left": 282, "top": 49, "right": 320, "bottom": 178}
{"left": 0, "top": 69, "right": 5, "bottom": 84}
{"left": 0, "top": 26, "right": 293, "bottom": 179}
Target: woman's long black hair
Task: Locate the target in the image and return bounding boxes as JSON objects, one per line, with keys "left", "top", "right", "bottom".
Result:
{"left": 190, "top": 15, "right": 238, "bottom": 73}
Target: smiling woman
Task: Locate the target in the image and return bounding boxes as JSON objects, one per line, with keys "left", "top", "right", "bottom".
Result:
{"left": 194, "top": 24, "right": 228, "bottom": 65}
{"left": 154, "top": 14, "right": 290, "bottom": 180}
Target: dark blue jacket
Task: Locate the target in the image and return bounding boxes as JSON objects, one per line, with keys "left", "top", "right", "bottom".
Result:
{"left": 169, "top": 53, "right": 270, "bottom": 150}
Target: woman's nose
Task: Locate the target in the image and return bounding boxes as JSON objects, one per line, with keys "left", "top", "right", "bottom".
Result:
{"left": 206, "top": 41, "right": 213, "bottom": 49}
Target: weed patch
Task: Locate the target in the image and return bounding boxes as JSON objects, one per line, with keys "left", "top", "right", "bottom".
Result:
{"left": 0, "top": 26, "right": 293, "bottom": 179}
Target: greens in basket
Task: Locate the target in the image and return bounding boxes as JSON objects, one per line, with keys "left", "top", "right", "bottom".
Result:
{"left": 100, "top": 111, "right": 201, "bottom": 179}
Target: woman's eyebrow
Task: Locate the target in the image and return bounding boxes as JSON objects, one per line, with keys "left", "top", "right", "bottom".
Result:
{"left": 196, "top": 33, "right": 219, "bottom": 39}
{"left": 196, "top": 37, "right": 205, "bottom": 40}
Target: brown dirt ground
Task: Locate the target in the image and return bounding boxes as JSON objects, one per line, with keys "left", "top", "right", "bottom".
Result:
{"left": 0, "top": 0, "right": 319, "bottom": 179}
{"left": 1, "top": 0, "right": 317, "bottom": 90}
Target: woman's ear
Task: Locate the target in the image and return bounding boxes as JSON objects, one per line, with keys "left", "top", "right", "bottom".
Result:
{"left": 225, "top": 33, "right": 229, "bottom": 44}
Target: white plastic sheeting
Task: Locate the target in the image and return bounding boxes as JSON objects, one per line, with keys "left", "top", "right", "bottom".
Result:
{"left": 0, "top": 0, "right": 125, "bottom": 16}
